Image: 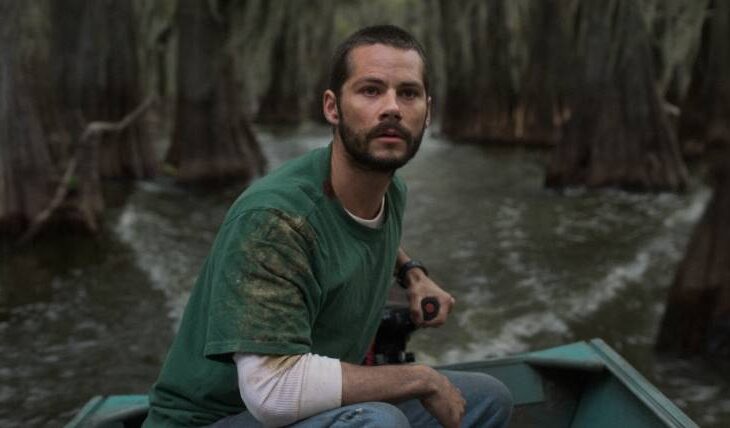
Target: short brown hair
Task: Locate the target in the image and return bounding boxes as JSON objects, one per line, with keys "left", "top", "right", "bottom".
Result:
{"left": 328, "top": 25, "right": 429, "bottom": 97}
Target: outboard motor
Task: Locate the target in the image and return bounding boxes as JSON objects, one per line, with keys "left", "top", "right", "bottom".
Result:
{"left": 363, "top": 297, "right": 440, "bottom": 365}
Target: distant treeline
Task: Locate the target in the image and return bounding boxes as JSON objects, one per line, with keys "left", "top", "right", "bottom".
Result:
{"left": 1, "top": 0, "right": 729, "bottom": 240}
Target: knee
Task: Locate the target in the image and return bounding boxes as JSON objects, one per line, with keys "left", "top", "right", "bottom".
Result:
{"left": 448, "top": 371, "right": 513, "bottom": 405}
{"left": 339, "top": 402, "right": 410, "bottom": 427}
{"left": 474, "top": 373, "right": 513, "bottom": 425}
{"left": 443, "top": 371, "right": 513, "bottom": 426}
{"left": 472, "top": 373, "right": 513, "bottom": 409}
{"left": 482, "top": 373, "right": 513, "bottom": 410}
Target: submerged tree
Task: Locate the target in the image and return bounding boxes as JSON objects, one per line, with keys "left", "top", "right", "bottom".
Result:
{"left": 679, "top": 0, "right": 730, "bottom": 154}
{"left": 166, "top": 0, "right": 265, "bottom": 184}
{"left": 0, "top": 1, "right": 58, "bottom": 234}
{"left": 439, "top": 0, "right": 516, "bottom": 142}
{"left": 512, "top": 0, "right": 572, "bottom": 144}
{"left": 1, "top": 0, "right": 160, "bottom": 240}
{"left": 545, "top": 0, "right": 689, "bottom": 191}
{"left": 255, "top": 0, "right": 335, "bottom": 125}
{"left": 641, "top": 0, "right": 709, "bottom": 104}
{"left": 657, "top": 149, "right": 730, "bottom": 357}
{"left": 51, "top": 0, "right": 156, "bottom": 179}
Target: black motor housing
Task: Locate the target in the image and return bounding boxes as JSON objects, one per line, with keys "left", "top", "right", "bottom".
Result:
{"left": 368, "top": 305, "right": 416, "bottom": 365}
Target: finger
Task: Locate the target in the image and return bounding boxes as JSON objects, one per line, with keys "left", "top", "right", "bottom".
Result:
{"left": 410, "top": 306, "right": 423, "bottom": 326}
{"left": 409, "top": 291, "right": 426, "bottom": 322}
{"left": 421, "top": 308, "right": 446, "bottom": 328}
{"left": 440, "top": 295, "right": 454, "bottom": 313}
{"left": 423, "top": 318, "right": 444, "bottom": 328}
{"left": 431, "top": 301, "right": 450, "bottom": 326}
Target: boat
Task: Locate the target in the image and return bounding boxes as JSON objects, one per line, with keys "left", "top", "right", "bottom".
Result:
{"left": 65, "top": 338, "right": 698, "bottom": 427}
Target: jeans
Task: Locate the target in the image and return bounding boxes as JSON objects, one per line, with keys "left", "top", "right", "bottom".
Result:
{"left": 209, "top": 370, "right": 513, "bottom": 427}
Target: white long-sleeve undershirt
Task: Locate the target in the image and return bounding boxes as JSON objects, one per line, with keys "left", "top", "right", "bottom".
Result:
{"left": 234, "top": 353, "right": 342, "bottom": 427}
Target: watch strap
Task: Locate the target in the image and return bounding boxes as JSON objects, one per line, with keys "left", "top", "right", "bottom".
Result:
{"left": 397, "top": 259, "right": 428, "bottom": 289}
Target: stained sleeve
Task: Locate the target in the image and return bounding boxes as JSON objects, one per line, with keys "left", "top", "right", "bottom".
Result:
{"left": 203, "top": 208, "right": 321, "bottom": 359}
{"left": 233, "top": 352, "right": 342, "bottom": 427}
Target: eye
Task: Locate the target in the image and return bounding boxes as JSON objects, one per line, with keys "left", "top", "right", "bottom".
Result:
{"left": 400, "top": 88, "right": 421, "bottom": 99}
{"left": 361, "top": 86, "right": 380, "bottom": 96}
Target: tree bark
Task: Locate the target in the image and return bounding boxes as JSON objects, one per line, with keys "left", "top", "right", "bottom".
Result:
{"left": 51, "top": 0, "right": 156, "bottom": 179}
{"left": 255, "top": 0, "right": 335, "bottom": 125}
{"left": 679, "top": 0, "right": 730, "bottom": 155}
{"left": 657, "top": 149, "right": 730, "bottom": 357}
{"left": 545, "top": 0, "right": 689, "bottom": 191}
{"left": 439, "top": 0, "right": 516, "bottom": 143}
{"left": 0, "top": 1, "right": 58, "bottom": 234}
{"left": 641, "top": 0, "right": 709, "bottom": 104}
{"left": 513, "top": 1, "right": 572, "bottom": 145}
{"left": 255, "top": 5, "right": 306, "bottom": 125}
{"left": 166, "top": 0, "right": 265, "bottom": 184}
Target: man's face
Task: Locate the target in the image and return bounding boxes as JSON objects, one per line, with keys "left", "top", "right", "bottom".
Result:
{"left": 333, "top": 44, "right": 430, "bottom": 172}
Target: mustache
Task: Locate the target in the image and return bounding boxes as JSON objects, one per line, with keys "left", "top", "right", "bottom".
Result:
{"left": 366, "top": 120, "right": 412, "bottom": 142}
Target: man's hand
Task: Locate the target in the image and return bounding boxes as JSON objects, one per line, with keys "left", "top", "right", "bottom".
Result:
{"left": 420, "top": 367, "right": 466, "bottom": 428}
{"left": 404, "top": 268, "right": 455, "bottom": 328}
{"left": 342, "top": 363, "right": 465, "bottom": 428}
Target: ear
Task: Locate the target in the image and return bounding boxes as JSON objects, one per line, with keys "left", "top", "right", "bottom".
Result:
{"left": 425, "top": 95, "right": 432, "bottom": 128}
{"left": 323, "top": 90, "right": 339, "bottom": 126}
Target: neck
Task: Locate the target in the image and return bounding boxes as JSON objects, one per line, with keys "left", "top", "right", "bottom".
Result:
{"left": 330, "top": 138, "right": 392, "bottom": 219}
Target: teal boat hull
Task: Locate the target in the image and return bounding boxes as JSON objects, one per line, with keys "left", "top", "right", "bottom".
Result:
{"left": 65, "top": 339, "right": 697, "bottom": 428}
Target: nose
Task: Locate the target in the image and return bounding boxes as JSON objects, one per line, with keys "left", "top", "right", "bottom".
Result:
{"left": 378, "top": 89, "right": 402, "bottom": 122}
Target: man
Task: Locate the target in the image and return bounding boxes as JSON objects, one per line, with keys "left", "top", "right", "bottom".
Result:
{"left": 145, "top": 25, "right": 512, "bottom": 427}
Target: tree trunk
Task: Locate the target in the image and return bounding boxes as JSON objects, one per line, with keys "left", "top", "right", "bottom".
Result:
{"left": 679, "top": 0, "right": 730, "bottom": 155}
{"left": 166, "top": 0, "right": 265, "bottom": 184}
{"left": 0, "top": 1, "right": 58, "bottom": 235}
{"left": 51, "top": 0, "right": 156, "bottom": 179}
{"left": 545, "top": 0, "right": 689, "bottom": 191}
{"left": 657, "top": 149, "right": 730, "bottom": 357}
{"left": 255, "top": 6, "right": 305, "bottom": 125}
{"left": 439, "top": 0, "right": 516, "bottom": 143}
{"left": 255, "top": 1, "right": 335, "bottom": 125}
{"left": 513, "top": 1, "right": 572, "bottom": 145}
{"left": 641, "top": 0, "right": 709, "bottom": 104}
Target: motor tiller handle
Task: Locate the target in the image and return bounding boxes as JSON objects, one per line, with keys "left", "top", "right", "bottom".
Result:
{"left": 421, "top": 297, "right": 440, "bottom": 322}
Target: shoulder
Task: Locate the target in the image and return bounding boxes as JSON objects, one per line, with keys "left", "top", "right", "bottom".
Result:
{"left": 220, "top": 208, "right": 317, "bottom": 253}
{"left": 227, "top": 147, "right": 329, "bottom": 221}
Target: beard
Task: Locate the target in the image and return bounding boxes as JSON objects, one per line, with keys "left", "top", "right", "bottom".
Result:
{"left": 337, "top": 108, "right": 426, "bottom": 173}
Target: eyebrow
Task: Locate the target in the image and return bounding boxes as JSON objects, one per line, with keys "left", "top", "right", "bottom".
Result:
{"left": 399, "top": 81, "right": 424, "bottom": 90}
{"left": 352, "top": 77, "right": 424, "bottom": 89}
{"left": 352, "top": 77, "right": 387, "bottom": 87}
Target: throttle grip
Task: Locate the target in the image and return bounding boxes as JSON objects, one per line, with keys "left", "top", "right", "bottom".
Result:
{"left": 421, "top": 297, "right": 440, "bottom": 322}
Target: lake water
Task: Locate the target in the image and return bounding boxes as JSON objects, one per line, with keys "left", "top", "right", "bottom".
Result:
{"left": 1, "top": 125, "right": 728, "bottom": 426}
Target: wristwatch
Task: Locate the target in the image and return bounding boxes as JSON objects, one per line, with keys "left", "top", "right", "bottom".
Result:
{"left": 397, "top": 259, "right": 428, "bottom": 289}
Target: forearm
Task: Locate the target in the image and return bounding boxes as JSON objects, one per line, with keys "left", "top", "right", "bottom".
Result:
{"left": 396, "top": 247, "right": 410, "bottom": 270}
{"left": 341, "top": 361, "right": 436, "bottom": 405}
{"left": 396, "top": 247, "right": 428, "bottom": 286}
